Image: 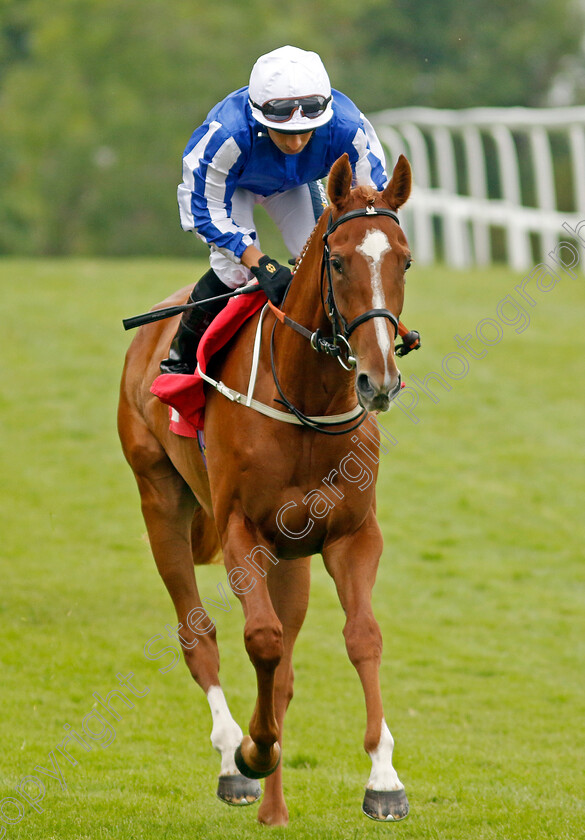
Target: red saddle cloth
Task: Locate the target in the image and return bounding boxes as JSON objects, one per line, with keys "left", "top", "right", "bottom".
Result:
{"left": 150, "top": 287, "right": 267, "bottom": 436}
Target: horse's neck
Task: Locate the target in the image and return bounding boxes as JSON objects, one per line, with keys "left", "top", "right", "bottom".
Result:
{"left": 271, "top": 213, "right": 356, "bottom": 414}
{"left": 285, "top": 213, "right": 330, "bottom": 334}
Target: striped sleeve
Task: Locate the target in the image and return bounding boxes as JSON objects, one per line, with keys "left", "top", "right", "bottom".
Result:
{"left": 351, "top": 115, "right": 388, "bottom": 190}
{"left": 177, "top": 121, "right": 256, "bottom": 261}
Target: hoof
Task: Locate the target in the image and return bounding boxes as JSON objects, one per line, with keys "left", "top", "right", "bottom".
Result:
{"left": 362, "top": 788, "right": 409, "bottom": 822}
{"left": 234, "top": 735, "right": 281, "bottom": 780}
{"left": 216, "top": 773, "right": 262, "bottom": 806}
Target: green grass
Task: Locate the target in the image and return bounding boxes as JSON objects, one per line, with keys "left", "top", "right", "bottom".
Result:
{"left": 1, "top": 258, "right": 584, "bottom": 840}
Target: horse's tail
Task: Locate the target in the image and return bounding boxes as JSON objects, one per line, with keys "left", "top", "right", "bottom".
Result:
{"left": 191, "top": 506, "right": 223, "bottom": 566}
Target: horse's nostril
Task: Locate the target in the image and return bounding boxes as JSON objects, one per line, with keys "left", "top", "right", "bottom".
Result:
{"left": 356, "top": 372, "right": 375, "bottom": 397}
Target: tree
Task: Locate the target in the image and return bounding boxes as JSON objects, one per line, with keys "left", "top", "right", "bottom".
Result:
{"left": 0, "top": 0, "right": 583, "bottom": 255}
{"left": 333, "top": 0, "right": 585, "bottom": 110}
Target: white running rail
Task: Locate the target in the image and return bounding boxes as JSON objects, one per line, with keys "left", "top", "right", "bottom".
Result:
{"left": 369, "top": 106, "right": 585, "bottom": 269}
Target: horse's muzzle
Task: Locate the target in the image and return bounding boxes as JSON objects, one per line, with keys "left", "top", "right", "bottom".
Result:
{"left": 356, "top": 370, "right": 402, "bottom": 413}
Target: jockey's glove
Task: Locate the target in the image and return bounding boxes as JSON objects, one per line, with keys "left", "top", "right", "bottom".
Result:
{"left": 251, "top": 256, "right": 292, "bottom": 306}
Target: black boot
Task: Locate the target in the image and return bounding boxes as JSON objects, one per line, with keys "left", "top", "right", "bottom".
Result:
{"left": 159, "top": 269, "right": 229, "bottom": 375}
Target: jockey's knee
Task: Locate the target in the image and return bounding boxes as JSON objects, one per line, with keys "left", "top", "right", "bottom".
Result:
{"left": 209, "top": 247, "right": 252, "bottom": 290}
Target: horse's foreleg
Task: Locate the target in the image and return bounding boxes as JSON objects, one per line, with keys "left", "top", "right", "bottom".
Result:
{"left": 323, "top": 513, "right": 409, "bottom": 822}
{"left": 206, "top": 685, "right": 262, "bottom": 805}
{"left": 220, "top": 522, "right": 283, "bottom": 781}
{"left": 254, "top": 555, "right": 311, "bottom": 826}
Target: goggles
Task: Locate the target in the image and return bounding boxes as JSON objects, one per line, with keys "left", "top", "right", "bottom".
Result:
{"left": 251, "top": 94, "right": 332, "bottom": 124}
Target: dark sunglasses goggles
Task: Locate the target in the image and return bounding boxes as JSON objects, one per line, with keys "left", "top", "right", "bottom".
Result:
{"left": 251, "top": 94, "right": 331, "bottom": 123}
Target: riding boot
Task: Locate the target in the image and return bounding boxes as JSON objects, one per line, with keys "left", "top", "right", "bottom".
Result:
{"left": 159, "top": 268, "right": 230, "bottom": 375}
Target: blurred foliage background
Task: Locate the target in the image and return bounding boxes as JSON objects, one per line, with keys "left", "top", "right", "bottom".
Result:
{"left": 1, "top": 0, "right": 585, "bottom": 257}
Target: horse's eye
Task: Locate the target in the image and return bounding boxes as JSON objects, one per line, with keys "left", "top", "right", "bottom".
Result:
{"left": 405, "top": 258, "right": 412, "bottom": 272}
{"left": 331, "top": 257, "right": 343, "bottom": 274}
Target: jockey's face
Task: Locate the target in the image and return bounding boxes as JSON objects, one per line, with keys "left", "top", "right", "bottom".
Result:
{"left": 267, "top": 128, "right": 314, "bottom": 155}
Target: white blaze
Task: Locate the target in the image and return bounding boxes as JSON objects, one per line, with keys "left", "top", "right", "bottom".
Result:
{"left": 356, "top": 229, "right": 394, "bottom": 382}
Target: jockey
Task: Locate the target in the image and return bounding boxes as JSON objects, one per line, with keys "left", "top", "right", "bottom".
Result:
{"left": 161, "top": 44, "right": 389, "bottom": 374}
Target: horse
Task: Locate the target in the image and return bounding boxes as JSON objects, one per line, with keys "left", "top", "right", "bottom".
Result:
{"left": 117, "top": 152, "right": 413, "bottom": 825}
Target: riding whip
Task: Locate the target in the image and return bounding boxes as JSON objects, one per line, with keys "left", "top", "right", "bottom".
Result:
{"left": 122, "top": 284, "right": 264, "bottom": 331}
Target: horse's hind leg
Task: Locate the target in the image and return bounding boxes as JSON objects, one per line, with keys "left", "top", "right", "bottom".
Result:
{"left": 322, "top": 511, "right": 409, "bottom": 822}
{"left": 118, "top": 407, "right": 260, "bottom": 804}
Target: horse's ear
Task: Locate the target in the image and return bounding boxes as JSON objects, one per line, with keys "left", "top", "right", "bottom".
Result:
{"left": 327, "top": 153, "right": 353, "bottom": 210}
{"left": 382, "top": 154, "right": 412, "bottom": 210}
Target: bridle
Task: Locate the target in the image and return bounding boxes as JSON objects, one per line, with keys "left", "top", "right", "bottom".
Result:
{"left": 268, "top": 205, "right": 408, "bottom": 434}
{"left": 320, "top": 206, "right": 402, "bottom": 371}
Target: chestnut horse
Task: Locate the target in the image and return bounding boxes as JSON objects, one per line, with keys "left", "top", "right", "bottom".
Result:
{"left": 118, "top": 153, "right": 413, "bottom": 825}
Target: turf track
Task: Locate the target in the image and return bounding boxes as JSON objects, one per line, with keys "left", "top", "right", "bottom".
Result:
{"left": 1, "top": 258, "right": 584, "bottom": 839}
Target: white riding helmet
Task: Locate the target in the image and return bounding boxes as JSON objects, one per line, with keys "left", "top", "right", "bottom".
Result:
{"left": 249, "top": 45, "right": 333, "bottom": 133}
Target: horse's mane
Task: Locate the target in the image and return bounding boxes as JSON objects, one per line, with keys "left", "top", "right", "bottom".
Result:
{"left": 291, "top": 205, "right": 331, "bottom": 275}
{"left": 292, "top": 182, "right": 380, "bottom": 275}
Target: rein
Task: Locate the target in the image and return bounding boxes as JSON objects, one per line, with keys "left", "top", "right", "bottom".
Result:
{"left": 268, "top": 315, "right": 368, "bottom": 436}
